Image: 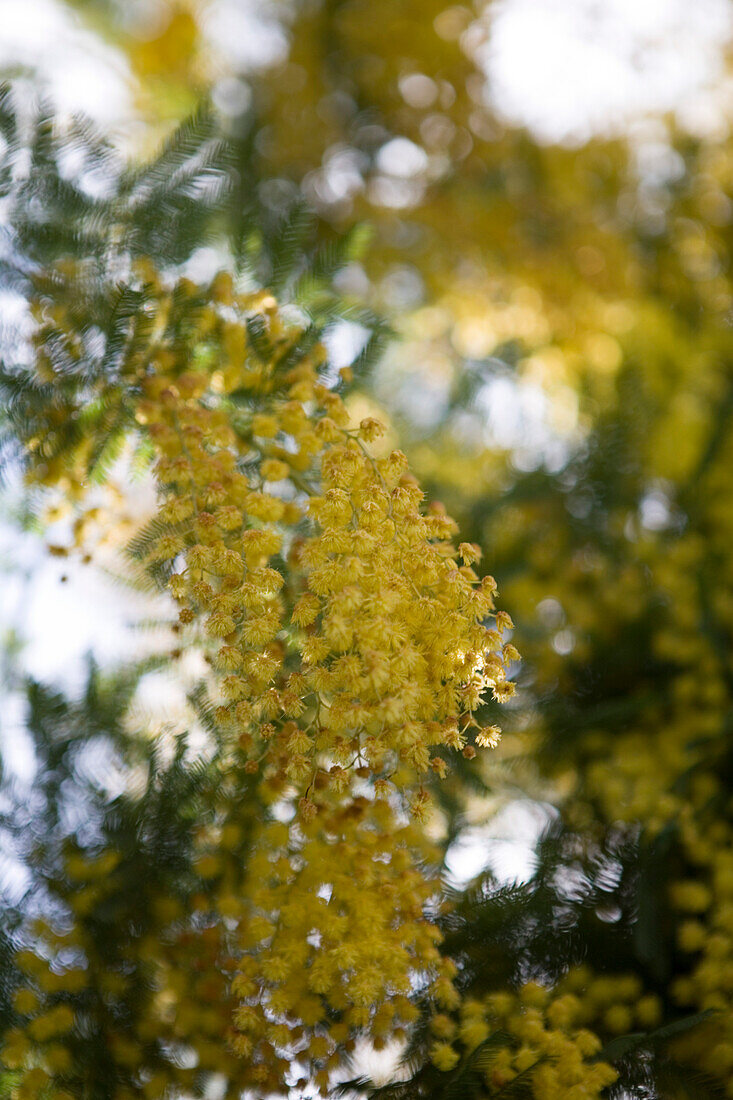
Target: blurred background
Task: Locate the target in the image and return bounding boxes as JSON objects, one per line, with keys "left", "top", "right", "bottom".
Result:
{"left": 3, "top": 1, "right": 733, "bottom": 1097}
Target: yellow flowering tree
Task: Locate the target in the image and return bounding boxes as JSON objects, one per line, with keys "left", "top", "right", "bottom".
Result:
{"left": 3, "top": 0, "right": 733, "bottom": 1092}
{"left": 0, "top": 88, "right": 533, "bottom": 1098}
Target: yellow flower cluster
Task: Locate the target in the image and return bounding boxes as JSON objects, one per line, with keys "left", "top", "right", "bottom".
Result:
{"left": 230, "top": 804, "right": 451, "bottom": 1092}
{"left": 13, "top": 270, "right": 516, "bottom": 1094}
{"left": 2, "top": 844, "right": 257, "bottom": 1099}
{"left": 557, "top": 967, "right": 662, "bottom": 1034}
{"left": 140, "top": 356, "right": 513, "bottom": 805}
{"left": 2, "top": 806, "right": 441, "bottom": 1098}
{"left": 133, "top": 283, "right": 514, "bottom": 1089}
{"left": 668, "top": 809, "right": 733, "bottom": 1091}
{"left": 429, "top": 981, "right": 617, "bottom": 1099}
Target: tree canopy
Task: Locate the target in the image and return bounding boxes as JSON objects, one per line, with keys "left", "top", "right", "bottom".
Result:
{"left": 1, "top": 4, "right": 733, "bottom": 1098}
